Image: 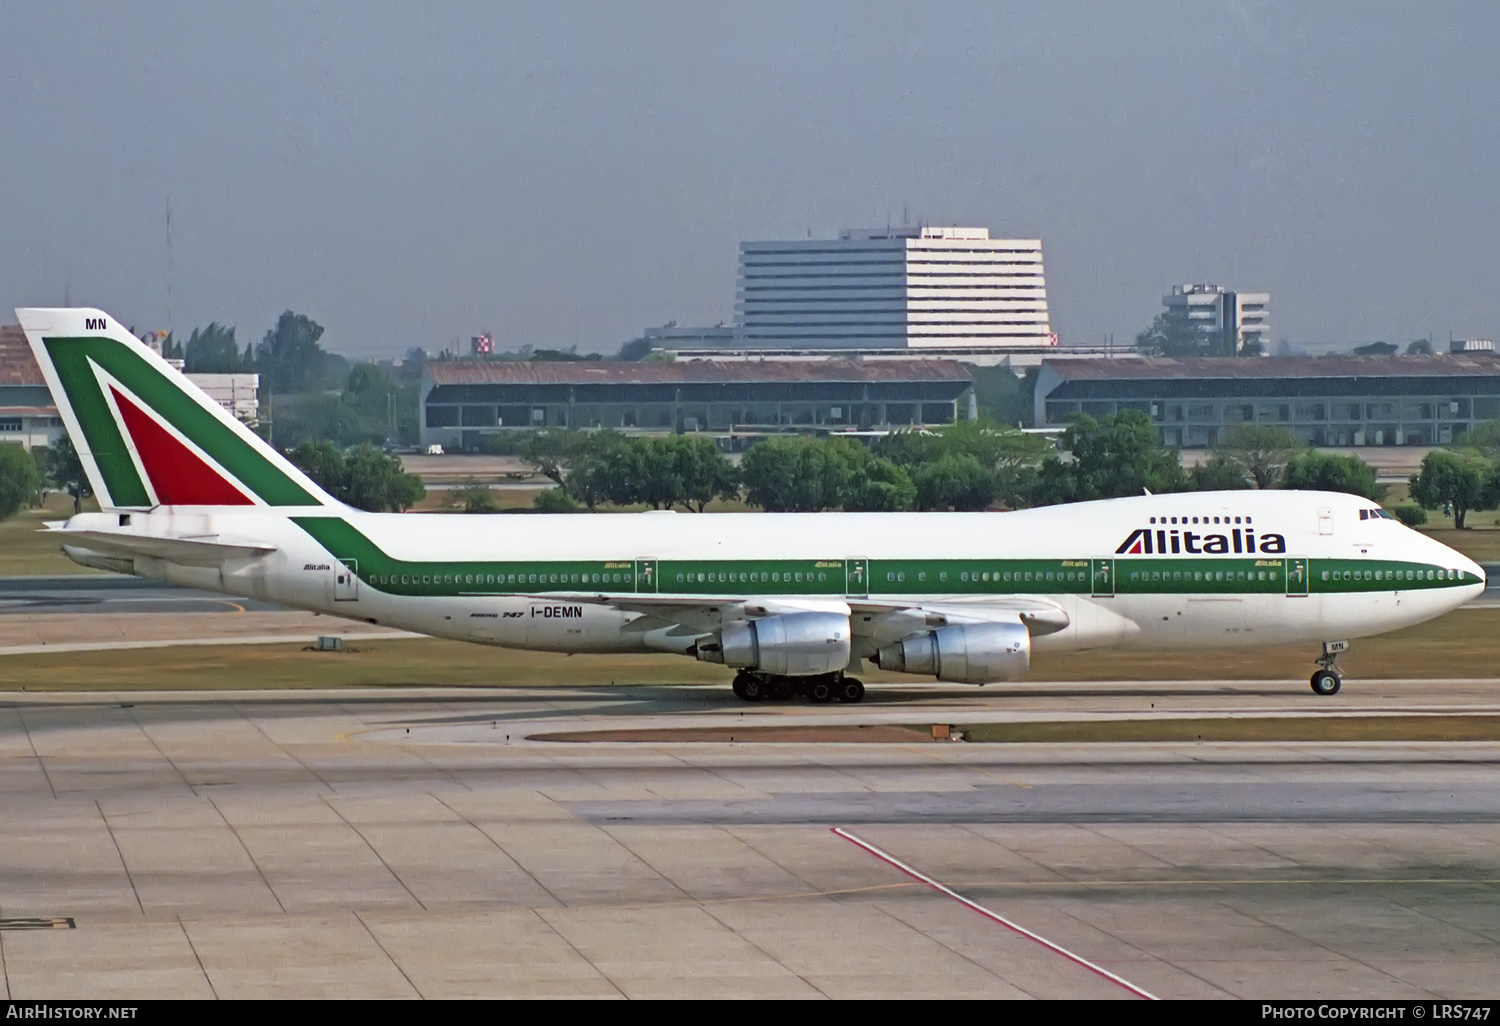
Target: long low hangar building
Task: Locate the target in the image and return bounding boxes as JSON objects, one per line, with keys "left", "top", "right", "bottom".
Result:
{"left": 1035, "top": 355, "right": 1500, "bottom": 447}
{"left": 421, "top": 359, "right": 975, "bottom": 450}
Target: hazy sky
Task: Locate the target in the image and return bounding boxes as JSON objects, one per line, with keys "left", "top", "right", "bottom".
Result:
{"left": 3, "top": 2, "right": 1497, "bottom": 358}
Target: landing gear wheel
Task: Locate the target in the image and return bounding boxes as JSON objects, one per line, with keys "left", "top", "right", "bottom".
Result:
{"left": 836, "top": 677, "right": 865, "bottom": 704}
{"left": 1311, "top": 641, "right": 1347, "bottom": 697}
{"left": 1310, "top": 670, "right": 1342, "bottom": 696}
{"left": 808, "top": 679, "right": 834, "bottom": 704}
{"left": 768, "top": 677, "right": 795, "bottom": 702}
{"left": 737, "top": 675, "right": 765, "bottom": 702}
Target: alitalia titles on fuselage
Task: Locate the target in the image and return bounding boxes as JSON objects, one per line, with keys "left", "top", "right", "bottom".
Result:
{"left": 1116, "top": 526, "right": 1286, "bottom": 556}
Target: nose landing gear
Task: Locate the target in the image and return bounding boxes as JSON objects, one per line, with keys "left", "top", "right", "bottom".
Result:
{"left": 1311, "top": 641, "right": 1348, "bottom": 696}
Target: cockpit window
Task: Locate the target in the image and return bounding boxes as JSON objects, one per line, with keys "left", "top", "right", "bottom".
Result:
{"left": 1358, "top": 509, "right": 1396, "bottom": 521}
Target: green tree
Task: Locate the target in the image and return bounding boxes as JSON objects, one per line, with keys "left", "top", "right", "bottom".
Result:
{"left": 1135, "top": 312, "right": 1171, "bottom": 356}
{"left": 877, "top": 421, "right": 1048, "bottom": 509}
{"left": 0, "top": 444, "right": 42, "bottom": 521}
{"left": 1282, "top": 450, "right": 1384, "bottom": 501}
{"left": 1408, "top": 450, "right": 1497, "bottom": 529}
{"left": 1032, "top": 410, "right": 1188, "bottom": 504}
{"left": 842, "top": 457, "right": 916, "bottom": 512}
{"left": 286, "top": 441, "right": 425, "bottom": 512}
{"left": 148, "top": 331, "right": 183, "bottom": 360}
{"left": 340, "top": 363, "right": 417, "bottom": 444}
{"left": 965, "top": 365, "right": 1034, "bottom": 425}
{"left": 256, "top": 312, "right": 328, "bottom": 394}
{"left": 1392, "top": 504, "right": 1428, "bottom": 527}
{"left": 342, "top": 444, "right": 425, "bottom": 511}
{"left": 563, "top": 432, "right": 639, "bottom": 510}
{"left": 533, "top": 488, "right": 580, "bottom": 512}
{"left": 268, "top": 393, "right": 385, "bottom": 450}
{"left": 1214, "top": 423, "right": 1303, "bottom": 489}
{"left": 1188, "top": 453, "right": 1251, "bottom": 491}
{"left": 451, "top": 477, "right": 499, "bottom": 513}
{"left": 615, "top": 336, "right": 654, "bottom": 361}
{"left": 911, "top": 454, "right": 997, "bottom": 511}
{"left": 519, "top": 430, "right": 595, "bottom": 486}
{"left": 182, "top": 323, "right": 247, "bottom": 373}
{"left": 655, "top": 435, "right": 739, "bottom": 512}
{"left": 397, "top": 346, "right": 429, "bottom": 382}
{"left": 1467, "top": 419, "right": 1500, "bottom": 461}
{"left": 631, "top": 436, "right": 688, "bottom": 510}
{"left": 874, "top": 429, "right": 948, "bottom": 468}
{"left": 1406, "top": 339, "right": 1434, "bottom": 355}
{"left": 938, "top": 419, "right": 1049, "bottom": 506}
{"left": 34, "top": 436, "right": 92, "bottom": 514}
{"left": 741, "top": 437, "right": 864, "bottom": 512}
{"left": 285, "top": 440, "right": 346, "bottom": 494}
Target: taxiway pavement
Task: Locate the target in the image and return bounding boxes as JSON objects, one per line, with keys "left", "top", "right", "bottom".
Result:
{"left": 3, "top": 680, "right": 1500, "bottom": 999}
{"left": 0, "top": 576, "right": 285, "bottom": 616}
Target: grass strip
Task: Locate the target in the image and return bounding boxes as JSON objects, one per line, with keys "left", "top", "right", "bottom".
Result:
{"left": 0, "top": 606, "right": 1497, "bottom": 692}
{"left": 531, "top": 724, "right": 932, "bottom": 743}
{"left": 959, "top": 715, "right": 1500, "bottom": 744}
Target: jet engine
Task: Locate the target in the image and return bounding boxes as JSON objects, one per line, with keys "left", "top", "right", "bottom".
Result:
{"left": 875, "top": 621, "right": 1029, "bottom": 684}
{"left": 696, "top": 611, "right": 851, "bottom": 676}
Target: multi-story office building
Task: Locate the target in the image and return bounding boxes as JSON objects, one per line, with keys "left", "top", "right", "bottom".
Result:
{"left": 735, "top": 226, "right": 1053, "bottom": 356}
{"left": 1159, "top": 284, "right": 1271, "bottom": 357}
{"left": 1035, "top": 355, "right": 1500, "bottom": 447}
{"left": 631, "top": 226, "right": 1058, "bottom": 365}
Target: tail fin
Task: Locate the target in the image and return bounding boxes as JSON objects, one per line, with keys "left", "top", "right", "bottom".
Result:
{"left": 17, "top": 308, "right": 337, "bottom": 510}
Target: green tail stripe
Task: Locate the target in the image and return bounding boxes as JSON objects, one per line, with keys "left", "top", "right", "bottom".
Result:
{"left": 45, "top": 338, "right": 150, "bottom": 506}
{"left": 293, "top": 517, "right": 1482, "bottom": 599}
{"left": 44, "top": 337, "right": 320, "bottom": 507}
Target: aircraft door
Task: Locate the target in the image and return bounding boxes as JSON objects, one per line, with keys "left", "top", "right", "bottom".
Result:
{"left": 1317, "top": 507, "right": 1334, "bottom": 535}
{"left": 334, "top": 559, "right": 359, "bottom": 601}
{"left": 1286, "top": 557, "right": 1308, "bottom": 597}
{"left": 634, "top": 558, "right": 658, "bottom": 594}
{"left": 1091, "top": 558, "right": 1115, "bottom": 598}
{"left": 845, "top": 558, "right": 869, "bottom": 598}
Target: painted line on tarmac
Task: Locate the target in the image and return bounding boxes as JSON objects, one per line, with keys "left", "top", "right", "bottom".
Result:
{"left": 0, "top": 631, "right": 421, "bottom": 656}
{"left": 832, "top": 826, "right": 1158, "bottom": 1000}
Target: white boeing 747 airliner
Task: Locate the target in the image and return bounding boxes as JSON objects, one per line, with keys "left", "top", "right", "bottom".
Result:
{"left": 19, "top": 308, "right": 1486, "bottom": 702}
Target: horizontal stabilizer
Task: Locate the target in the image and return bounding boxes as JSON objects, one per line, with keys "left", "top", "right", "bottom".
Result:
{"left": 47, "top": 527, "right": 277, "bottom": 567}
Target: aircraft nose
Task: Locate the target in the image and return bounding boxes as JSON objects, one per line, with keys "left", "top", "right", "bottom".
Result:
{"left": 1446, "top": 547, "right": 1486, "bottom": 599}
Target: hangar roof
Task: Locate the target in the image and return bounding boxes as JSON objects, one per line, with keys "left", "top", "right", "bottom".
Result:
{"left": 426, "top": 359, "right": 972, "bottom": 387}
{"left": 1044, "top": 355, "right": 1500, "bottom": 381}
{"left": 0, "top": 325, "right": 44, "bottom": 386}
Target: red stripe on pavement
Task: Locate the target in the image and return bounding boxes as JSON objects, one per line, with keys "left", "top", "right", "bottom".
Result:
{"left": 832, "top": 826, "right": 1158, "bottom": 999}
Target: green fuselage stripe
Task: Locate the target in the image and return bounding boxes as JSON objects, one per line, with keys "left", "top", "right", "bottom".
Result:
{"left": 292, "top": 518, "right": 1479, "bottom": 599}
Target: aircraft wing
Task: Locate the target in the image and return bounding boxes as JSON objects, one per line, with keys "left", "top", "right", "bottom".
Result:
{"left": 848, "top": 597, "right": 1070, "bottom": 637}
{"left": 549, "top": 592, "right": 1069, "bottom": 638}
{"left": 47, "top": 527, "right": 277, "bottom": 567}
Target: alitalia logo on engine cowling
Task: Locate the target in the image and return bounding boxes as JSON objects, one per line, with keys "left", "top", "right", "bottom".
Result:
{"left": 1116, "top": 526, "right": 1286, "bottom": 555}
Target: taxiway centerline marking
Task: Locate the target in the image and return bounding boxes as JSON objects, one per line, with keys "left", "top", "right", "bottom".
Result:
{"left": 831, "top": 826, "right": 1158, "bottom": 1000}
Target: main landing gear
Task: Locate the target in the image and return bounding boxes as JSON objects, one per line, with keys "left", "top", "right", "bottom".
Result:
{"left": 1310, "top": 641, "right": 1349, "bottom": 696}
{"left": 732, "top": 670, "right": 865, "bottom": 704}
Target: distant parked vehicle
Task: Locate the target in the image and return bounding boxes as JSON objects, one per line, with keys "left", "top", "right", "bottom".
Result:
{"left": 425, "top": 444, "right": 444, "bottom": 455}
